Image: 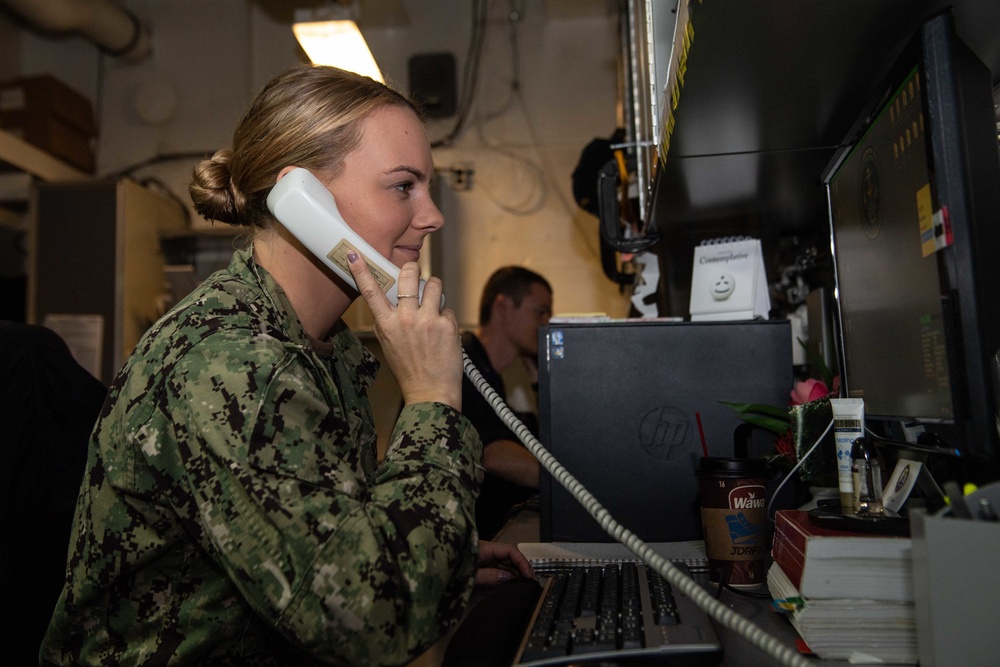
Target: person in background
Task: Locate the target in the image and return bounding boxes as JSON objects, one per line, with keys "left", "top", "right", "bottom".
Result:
{"left": 461, "top": 266, "right": 553, "bottom": 539}
{"left": 40, "top": 64, "right": 531, "bottom": 667}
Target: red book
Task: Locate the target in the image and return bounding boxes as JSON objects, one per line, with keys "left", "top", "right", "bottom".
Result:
{"left": 770, "top": 509, "right": 913, "bottom": 601}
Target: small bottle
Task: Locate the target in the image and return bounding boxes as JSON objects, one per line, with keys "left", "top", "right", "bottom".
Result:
{"left": 851, "top": 437, "right": 883, "bottom": 516}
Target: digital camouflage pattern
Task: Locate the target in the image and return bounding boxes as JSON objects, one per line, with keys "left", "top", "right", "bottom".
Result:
{"left": 40, "top": 247, "right": 483, "bottom": 666}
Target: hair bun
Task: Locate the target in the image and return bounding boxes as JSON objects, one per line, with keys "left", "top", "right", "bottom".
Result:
{"left": 189, "top": 150, "right": 247, "bottom": 227}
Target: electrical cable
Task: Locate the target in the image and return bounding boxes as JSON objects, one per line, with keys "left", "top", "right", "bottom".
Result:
{"left": 463, "top": 349, "right": 814, "bottom": 667}
{"left": 431, "top": 0, "right": 488, "bottom": 148}
{"left": 134, "top": 176, "right": 193, "bottom": 226}
{"left": 767, "top": 416, "right": 835, "bottom": 521}
{"left": 101, "top": 150, "right": 212, "bottom": 181}
{"left": 468, "top": 2, "right": 549, "bottom": 217}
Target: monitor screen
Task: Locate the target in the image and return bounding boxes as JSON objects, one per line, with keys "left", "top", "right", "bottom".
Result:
{"left": 823, "top": 10, "right": 1000, "bottom": 479}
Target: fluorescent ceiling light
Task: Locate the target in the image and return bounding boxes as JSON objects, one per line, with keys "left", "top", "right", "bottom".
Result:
{"left": 293, "top": 18, "right": 384, "bottom": 83}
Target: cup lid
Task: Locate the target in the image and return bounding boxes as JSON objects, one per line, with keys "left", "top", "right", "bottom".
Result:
{"left": 696, "top": 456, "right": 767, "bottom": 478}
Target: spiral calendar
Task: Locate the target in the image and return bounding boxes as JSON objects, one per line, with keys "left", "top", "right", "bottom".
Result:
{"left": 688, "top": 236, "right": 770, "bottom": 321}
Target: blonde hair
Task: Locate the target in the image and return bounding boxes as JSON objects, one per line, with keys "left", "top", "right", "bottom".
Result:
{"left": 190, "top": 65, "right": 419, "bottom": 229}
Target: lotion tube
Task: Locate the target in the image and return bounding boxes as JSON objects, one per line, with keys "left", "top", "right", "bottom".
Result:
{"left": 830, "top": 398, "right": 865, "bottom": 515}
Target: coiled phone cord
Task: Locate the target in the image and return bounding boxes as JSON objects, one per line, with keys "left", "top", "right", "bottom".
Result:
{"left": 463, "top": 349, "right": 812, "bottom": 667}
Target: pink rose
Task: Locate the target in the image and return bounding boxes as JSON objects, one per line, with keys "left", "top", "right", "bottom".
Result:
{"left": 790, "top": 378, "right": 829, "bottom": 405}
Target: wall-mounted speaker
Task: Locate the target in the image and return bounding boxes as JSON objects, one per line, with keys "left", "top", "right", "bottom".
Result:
{"left": 408, "top": 53, "right": 457, "bottom": 118}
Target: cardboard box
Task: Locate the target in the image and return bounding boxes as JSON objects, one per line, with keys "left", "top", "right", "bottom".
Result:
{"left": 0, "top": 75, "right": 96, "bottom": 173}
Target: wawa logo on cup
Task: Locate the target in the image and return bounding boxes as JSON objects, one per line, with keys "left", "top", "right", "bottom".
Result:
{"left": 729, "top": 485, "right": 766, "bottom": 511}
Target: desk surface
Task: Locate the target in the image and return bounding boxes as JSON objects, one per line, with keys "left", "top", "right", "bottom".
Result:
{"left": 410, "top": 510, "right": 901, "bottom": 667}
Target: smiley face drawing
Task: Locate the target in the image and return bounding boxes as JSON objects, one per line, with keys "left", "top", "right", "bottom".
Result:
{"left": 711, "top": 273, "right": 735, "bottom": 301}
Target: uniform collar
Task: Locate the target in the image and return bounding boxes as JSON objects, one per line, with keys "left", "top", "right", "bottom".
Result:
{"left": 230, "top": 245, "right": 379, "bottom": 392}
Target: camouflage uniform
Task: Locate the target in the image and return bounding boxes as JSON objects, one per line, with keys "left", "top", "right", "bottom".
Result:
{"left": 40, "top": 247, "right": 483, "bottom": 666}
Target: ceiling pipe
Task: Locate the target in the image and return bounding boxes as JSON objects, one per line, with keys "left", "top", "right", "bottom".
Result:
{"left": 0, "top": 0, "right": 151, "bottom": 62}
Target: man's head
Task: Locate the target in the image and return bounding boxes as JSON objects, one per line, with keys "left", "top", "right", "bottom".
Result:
{"left": 478, "top": 266, "right": 553, "bottom": 358}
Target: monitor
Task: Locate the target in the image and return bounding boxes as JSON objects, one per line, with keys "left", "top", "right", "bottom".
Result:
{"left": 822, "top": 9, "right": 1000, "bottom": 482}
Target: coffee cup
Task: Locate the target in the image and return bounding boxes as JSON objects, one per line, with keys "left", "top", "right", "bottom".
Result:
{"left": 696, "top": 456, "right": 768, "bottom": 588}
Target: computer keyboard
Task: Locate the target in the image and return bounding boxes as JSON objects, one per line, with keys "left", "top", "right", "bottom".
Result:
{"left": 511, "top": 561, "right": 722, "bottom": 666}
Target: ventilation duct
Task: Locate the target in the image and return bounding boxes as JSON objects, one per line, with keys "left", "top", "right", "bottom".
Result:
{"left": 1, "top": 0, "right": 150, "bottom": 61}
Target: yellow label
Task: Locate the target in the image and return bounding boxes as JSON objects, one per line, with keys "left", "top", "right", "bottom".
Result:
{"left": 327, "top": 240, "right": 396, "bottom": 293}
{"left": 916, "top": 183, "right": 936, "bottom": 257}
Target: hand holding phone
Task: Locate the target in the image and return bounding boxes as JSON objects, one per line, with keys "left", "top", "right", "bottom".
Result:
{"left": 347, "top": 255, "right": 461, "bottom": 408}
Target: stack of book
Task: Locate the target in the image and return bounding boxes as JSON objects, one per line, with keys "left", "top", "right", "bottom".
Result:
{"left": 767, "top": 509, "right": 916, "bottom": 664}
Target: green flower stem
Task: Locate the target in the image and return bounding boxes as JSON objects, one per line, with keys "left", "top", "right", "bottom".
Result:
{"left": 718, "top": 401, "right": 791, "bottom": 435}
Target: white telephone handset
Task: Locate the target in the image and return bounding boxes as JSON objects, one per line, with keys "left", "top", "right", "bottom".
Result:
{"left": 266, "top": 167, "right": 435, "bottom": 306}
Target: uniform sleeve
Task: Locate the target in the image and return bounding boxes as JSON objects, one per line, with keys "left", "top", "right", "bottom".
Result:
{"left": 158, "top": 335, "right": 483, "bottom": 665}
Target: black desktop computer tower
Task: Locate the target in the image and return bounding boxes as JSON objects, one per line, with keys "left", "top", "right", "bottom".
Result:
{"left": 538, "top": 319, "right": 792, "bottom": 543}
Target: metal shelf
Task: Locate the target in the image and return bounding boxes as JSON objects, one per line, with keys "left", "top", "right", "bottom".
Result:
{"left": 0, "top": 128, "right": 88, "bottom": 182}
